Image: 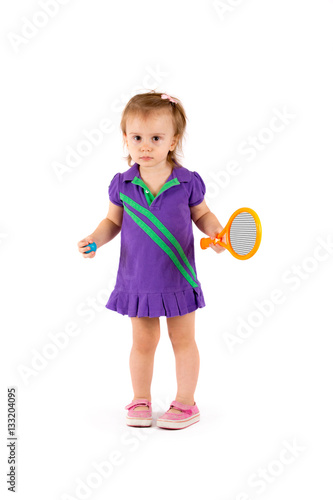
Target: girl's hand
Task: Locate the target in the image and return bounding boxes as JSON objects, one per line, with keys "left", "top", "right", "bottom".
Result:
{"left": 209, "top": 233, "right": 227, "bottom": 254}
{"left": 77, "top": 237, "right": 96, "bottom": 258}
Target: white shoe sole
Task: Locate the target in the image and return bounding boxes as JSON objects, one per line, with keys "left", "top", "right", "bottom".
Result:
{"left": 156, "top": 413, "right": 200, "bottom": 429}
{"left": 126, "top": 416, "right": 152, "bottom": 427}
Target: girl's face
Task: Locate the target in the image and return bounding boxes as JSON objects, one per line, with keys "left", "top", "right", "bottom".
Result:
{"left": 124, "top": 111, "right": 179, "bottom": 170}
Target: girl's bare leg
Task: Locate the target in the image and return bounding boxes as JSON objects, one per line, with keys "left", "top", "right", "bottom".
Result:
{"left": 166, "top": 311, "right": 199, "bottom": 414}
{"left": 129, "top": 316, "right": 160, "bottom": 411}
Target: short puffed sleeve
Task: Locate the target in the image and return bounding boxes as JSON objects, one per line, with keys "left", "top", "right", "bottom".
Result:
{"left": 108, "top": 173, "right": 122, "bottom": 207}
{"left": 188, "top": 171, "right": 206, "bottom": 207}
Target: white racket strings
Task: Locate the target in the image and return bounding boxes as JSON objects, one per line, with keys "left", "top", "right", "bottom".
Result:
{"left": 229, "top": 212, "right": 257, "bottom": 256}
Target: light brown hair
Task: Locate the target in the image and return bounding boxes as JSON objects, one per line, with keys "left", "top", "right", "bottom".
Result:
{"left": 120, "top": 90, "right": 187, "bottom": 168}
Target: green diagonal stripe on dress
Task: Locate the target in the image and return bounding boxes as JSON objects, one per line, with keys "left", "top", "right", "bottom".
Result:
{"left": 120, "top": 192, "right": 197, "bottom": 280}
{"left": 122, "top": 204, "right": 199, "bottom": 289}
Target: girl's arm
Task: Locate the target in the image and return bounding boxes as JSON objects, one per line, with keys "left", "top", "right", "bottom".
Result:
{"left": 88, "top": 202, "right": 123, "bottom": 248}
{"left": 191, "top": 200, "right": 226, "bottom": 253}
{"left": 88, "top": 218, "right": 121, "bottom": 249}
{"left": 190, "top": 200, "right": 223, "bottom": 238}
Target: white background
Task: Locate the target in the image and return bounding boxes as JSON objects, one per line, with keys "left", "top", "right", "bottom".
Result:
{"left": 1, "top": 0, "right": 332, "bottom": 498}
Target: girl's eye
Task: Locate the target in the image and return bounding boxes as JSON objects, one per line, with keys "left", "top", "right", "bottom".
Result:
{"left": 132, "top": 136, "right": 161, "bottom": 141}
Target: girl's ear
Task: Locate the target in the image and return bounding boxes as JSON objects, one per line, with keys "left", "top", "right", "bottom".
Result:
{"left": 171, "top": 134, "right": 180, "bottom": 150}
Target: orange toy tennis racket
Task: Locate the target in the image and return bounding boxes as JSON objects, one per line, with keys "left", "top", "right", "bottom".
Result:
{"left": 200, "top": 207, "right": 262, "bottom": 260}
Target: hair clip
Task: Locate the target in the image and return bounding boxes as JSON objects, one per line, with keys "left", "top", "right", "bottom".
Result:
{"left": 161, "top": 93, "right": 178, "bottom": 105}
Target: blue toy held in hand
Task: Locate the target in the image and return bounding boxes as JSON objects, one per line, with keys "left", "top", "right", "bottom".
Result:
{"left": 84, "top": 242, "right": 97, "bottom": 254}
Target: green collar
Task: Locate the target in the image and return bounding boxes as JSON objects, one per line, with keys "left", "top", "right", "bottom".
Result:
{"left": 131, "top": 176, "right": 180, "bottom": 206}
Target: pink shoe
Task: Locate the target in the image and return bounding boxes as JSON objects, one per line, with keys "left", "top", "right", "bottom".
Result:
{"left": 156, "top": 400, "right": 200, "bottom": 429}
{"left": 124, "top": 399, "right": 152, "bottom": 427}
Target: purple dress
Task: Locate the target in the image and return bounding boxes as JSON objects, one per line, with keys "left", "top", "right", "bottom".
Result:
{"left": 105, "top": 161, "right": 206, "bottom": 318}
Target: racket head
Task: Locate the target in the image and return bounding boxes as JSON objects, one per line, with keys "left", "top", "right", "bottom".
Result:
{"left": 220, "top": 208, "right": 262, "bottom": 260}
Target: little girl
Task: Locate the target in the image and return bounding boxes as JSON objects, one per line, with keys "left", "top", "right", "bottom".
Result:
{"left": 78, "top": 91, "right": 226, "bottom": 430}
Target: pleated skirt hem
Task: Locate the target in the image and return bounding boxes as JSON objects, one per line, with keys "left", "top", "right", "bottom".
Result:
{"left": 105, "top": 287, "right": 206, "bottom": 318}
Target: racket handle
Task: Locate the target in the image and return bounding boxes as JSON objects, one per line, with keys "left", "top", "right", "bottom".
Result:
{"left": 200, "top": 237, "right": 215, "bottom": 249}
